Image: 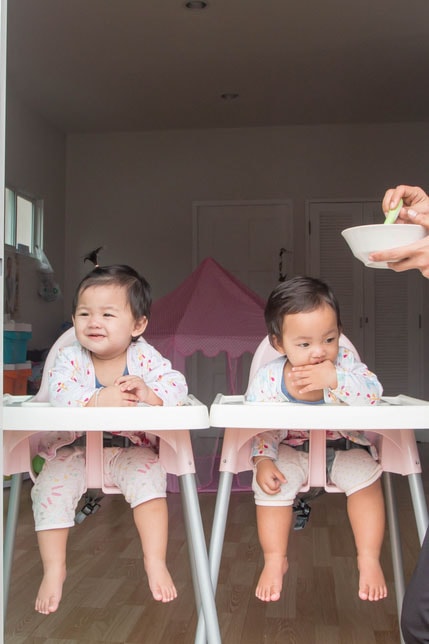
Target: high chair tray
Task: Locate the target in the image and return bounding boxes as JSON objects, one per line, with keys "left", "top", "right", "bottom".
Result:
{"left": 3, "top": 394, "right": 210, "bottom": 431}
{"left": 209, "top": 393, "right": 429, "bottom": 430}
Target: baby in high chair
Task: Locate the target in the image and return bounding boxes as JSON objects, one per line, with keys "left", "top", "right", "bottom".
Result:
{"left": 246, "top": 276, "right": 387, "bottom": 604}
{"left": 31, "top": 261, "right": 188, "bottom": 614}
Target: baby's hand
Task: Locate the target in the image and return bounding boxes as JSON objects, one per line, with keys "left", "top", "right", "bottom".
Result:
{"left": 115, "top": 375, "right": 149, "bottom": 401}
{"left": 115, "top": 375, "right": 163, "bottom": 406}
{"left": 289, "top": 360, "right": 337, "bottom": 394}
{"left": 255, "top": 458, "right": 287, "bottom": 495}
{"left": 92, "top": 384, "right": 139, "bottom": 407}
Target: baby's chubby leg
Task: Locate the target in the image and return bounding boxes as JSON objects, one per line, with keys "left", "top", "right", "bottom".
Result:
{"left": 35, "top": 528, "right": 68, "bottom": 614}
{"left": 347, "top": 480, "right": 387, "bottom": 601}
{"left": 133, "top": 498, "right": 177, "bottom": 603}
{"left": 107, "top": 446, "right": 176, "bottom": 602}
{"left": 255, "top": 505, "right": 293, "bottom": 601}
{"left": 331, "top": 449, "right": 387, "bottom": 601}
{"left": 31, "top": 446, "right": 86, "bottom": 614}
{"left": 253, "top": 445, "right": 308, "bottom": 602}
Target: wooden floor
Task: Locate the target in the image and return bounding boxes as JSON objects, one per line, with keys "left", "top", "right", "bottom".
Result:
{"left": 4, "top": 443, "right": 429, "bottom": 644}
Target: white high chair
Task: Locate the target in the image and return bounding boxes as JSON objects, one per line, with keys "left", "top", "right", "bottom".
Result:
{"left": 3, "top": 327, "right": 222, "bottom": 644}
{"left": 195, "top": 334, "right": 429, "bottom": 644}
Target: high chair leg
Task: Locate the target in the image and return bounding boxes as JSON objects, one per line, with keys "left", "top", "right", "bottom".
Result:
{"left": 3, "top": 472, "right": 23, "bottom": 615}
{"left": 407, "top": 472, "right": 429, "bottom": 543}
{"left": 178, "top": 473, "right": 221, "bottom": 644}
{"left": 180, "top": 479, "right": 202, "bottom": 613}
{"left": 195, "top": 470, "right": 234, "bottom": 644}
{"left": 383, "top": 473, "right": 406, "bottom": 644}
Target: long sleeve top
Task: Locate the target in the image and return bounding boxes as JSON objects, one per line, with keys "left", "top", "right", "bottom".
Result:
{"left": 246, "top": 346, "right": 382, "bottom": 461}
{"left": 35, "top": 337, "right": 188, "bottom": 461}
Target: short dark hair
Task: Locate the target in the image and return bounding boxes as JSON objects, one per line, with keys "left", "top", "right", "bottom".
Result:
{"left": 264, "top": 276, "right": 342, "bottom": 347}
{"left": 72, "top": 265, "right": 152, "bottom": 323}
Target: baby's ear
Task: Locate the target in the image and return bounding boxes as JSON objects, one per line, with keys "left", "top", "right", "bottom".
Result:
{"left": 133, "top": 316, "right": 148, "bottom": 337}
{"left": 272, "top": 335, "right": 285, "bottom": 354}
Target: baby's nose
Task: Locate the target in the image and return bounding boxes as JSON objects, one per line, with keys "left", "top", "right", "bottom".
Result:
{"left": 311, "top": 345, "right": 326, "bottom": 358}
{"left": 88, "top": 316, "right": 101, "bottom": 326}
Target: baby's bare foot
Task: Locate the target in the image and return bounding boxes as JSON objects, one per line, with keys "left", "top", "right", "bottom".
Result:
{"left": 255, "top": 555, "right": 288, "bottom": 602}
{"left": 35, "top": 565, "right": 66, "bottom": 614}
{"left": 357, "top": 555, "right": 388, "bottom": 601}
{"left": 145, "top": 559, "right": 177, "bottom": 603}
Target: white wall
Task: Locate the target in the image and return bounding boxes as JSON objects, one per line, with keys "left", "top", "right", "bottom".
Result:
{"left": 5, "top": 85, "right": 66, "bottom": 349}
{"left": 5, "top": 90, "right": 429, "bottom": 351}
{"left": 64, "top": 122, "right": 429, "bottom": 315}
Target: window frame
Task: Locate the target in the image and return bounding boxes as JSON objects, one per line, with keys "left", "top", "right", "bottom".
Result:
{"left": 4, "top": 186, "right": 44, "bottom": 256}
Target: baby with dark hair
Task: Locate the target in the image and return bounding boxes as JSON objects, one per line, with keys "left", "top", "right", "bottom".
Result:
{"left": 32, "top": 263, "right": 188, "bottom": 614}
{"left": 247, "top": 276, "right": 387, "bottom": 604}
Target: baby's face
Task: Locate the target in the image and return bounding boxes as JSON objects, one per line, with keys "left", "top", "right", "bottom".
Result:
{"left": 273, "top": 304, "right": 339, "bottom": 367}
{"left": 73, "top": 284, "right": 146, "bottom": 360}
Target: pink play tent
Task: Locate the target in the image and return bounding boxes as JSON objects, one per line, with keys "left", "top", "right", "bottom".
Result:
{"left": 145, "top": 257, "right": 266, "bottom": 394}
{"left": 145, "top": 257, "right": 266, "bottom": 491}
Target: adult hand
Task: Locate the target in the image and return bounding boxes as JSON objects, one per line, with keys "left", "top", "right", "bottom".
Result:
{"left": 369, "top": 234, "right": 429, "bottom": 277}
{"left": 369, "top": 185, "right": 429, "bottom": 277}
{"left": 382, "top": 185, "right": 429, "bottom": 220}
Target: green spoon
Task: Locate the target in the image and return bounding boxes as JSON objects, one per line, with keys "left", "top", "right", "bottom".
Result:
{"left": 384, "top": 198, "right": 403, "bottom": 224}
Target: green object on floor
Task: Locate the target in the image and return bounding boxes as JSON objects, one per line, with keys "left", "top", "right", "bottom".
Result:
{"left": 32, "top": 454, "right": 45, "bottom": 474}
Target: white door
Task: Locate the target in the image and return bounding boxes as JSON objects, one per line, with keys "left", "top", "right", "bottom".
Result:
{"left": 191, "top": 200, "right": 293, "bottom": 404}
{"left": 307, "top": 201, "right": 424, "bottom": 398}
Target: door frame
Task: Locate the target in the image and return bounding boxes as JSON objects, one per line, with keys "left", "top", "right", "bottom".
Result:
{"left": 1, "top": 0, "right": 8, "bottom": 635}
{"left": 192, "top": 198, "right": 293, "bottom": 269}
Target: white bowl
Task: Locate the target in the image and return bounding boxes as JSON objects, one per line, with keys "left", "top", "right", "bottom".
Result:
{"left": 341, "top": 223, "right": 427, "bottom": 268}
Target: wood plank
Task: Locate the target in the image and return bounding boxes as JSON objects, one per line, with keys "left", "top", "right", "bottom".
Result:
{"left": 5, "top": 443, "right": 429, "bottom": 643}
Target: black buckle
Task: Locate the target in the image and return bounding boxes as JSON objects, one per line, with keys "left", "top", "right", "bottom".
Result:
{"left": 293, "top": 498, "right": 311, "bottom": 530}
{"left": 75, "top": 492, "right": 104, "bottom": 524}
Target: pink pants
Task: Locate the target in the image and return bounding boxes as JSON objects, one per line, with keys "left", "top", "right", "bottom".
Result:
{"left": 31, "top": 445, "right": 167, "bottom": 530}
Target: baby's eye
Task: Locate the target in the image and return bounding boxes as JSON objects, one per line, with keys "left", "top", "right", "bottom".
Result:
{"left": 325, "top": 337, "right": 336, "bottom": 344}
{"left": 103, "top": 313, "right": 114, "bottom": 318}
{"left": 77, "top": 312, "right": 88, "bottom": 317}
{"left": 298, "top": 342, "right": 310, "bottom": 348}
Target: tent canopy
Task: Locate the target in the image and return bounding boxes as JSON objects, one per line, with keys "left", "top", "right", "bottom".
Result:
{"left": 145, "top": 257, "right": 267, "bottom": 392}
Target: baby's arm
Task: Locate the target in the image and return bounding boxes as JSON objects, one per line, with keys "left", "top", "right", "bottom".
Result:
{"left": 133, "top": 342, "right": 188, "bottom": 406}
{"left": 254, "top": 457, "right": 287, "bottom": 494}
{"left": 328, "top": 348, "right": 383, "bottom": 405}
{"left": 251, "top": 429, "right": 288, "bottom": 494}
{"left": 48, "top": 344, "right": 95, "bottom": 406}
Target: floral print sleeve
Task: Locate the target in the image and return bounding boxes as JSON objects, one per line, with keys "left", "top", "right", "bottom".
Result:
{"left": 130, "top": 339, "right": 188, "bottom": 406}
{"left": 251, "top": 429, "right": 289, "bottom": 460}
{"left": 327, "top": 347, "right": 383, "bottom": 406}
{"left": 48, "top": 339, "right": 188, "bottom": 407}
{"left": 48, "top": 342, "right": 95, "bottom": 407}
{"left": 245, "top": 357, "right": 288, "bottom": 403}
{"left": 246, "top": 358, "right": 290, "bottom": 461}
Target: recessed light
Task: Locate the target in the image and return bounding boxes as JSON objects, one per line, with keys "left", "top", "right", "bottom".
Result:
{"left": 185, "top": 1, "right": 208, "bottom": 8}
{"left": 221, "top": 93, "right": 239, "bottom": 101}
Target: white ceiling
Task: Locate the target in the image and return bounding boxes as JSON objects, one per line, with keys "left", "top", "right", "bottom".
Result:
{"left": 6, "top": 0, "right": 429, "bottom": 134}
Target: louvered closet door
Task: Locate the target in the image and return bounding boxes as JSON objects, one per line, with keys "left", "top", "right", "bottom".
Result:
{"left": 308, "top": 201, "right": 422, "bottom": 397}
{"left": 307, "top": 202, "right": 366, "bottom": 359}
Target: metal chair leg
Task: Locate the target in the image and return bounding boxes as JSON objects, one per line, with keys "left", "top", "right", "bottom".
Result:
{"left": 3, "top": 473, "right": 23, "bottom": 615}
